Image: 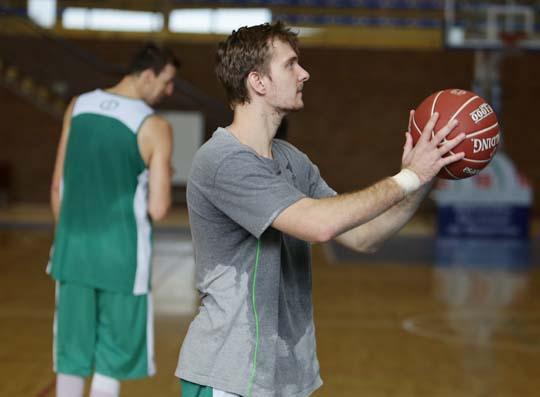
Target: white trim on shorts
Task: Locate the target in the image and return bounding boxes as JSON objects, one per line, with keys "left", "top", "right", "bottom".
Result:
{"left": 133, "top": 169, "right": 151, "bottom": 295}
{"left": 53, "top": 281, "right": 59, "bottom": 372}
{"left": 213, "top": 389, "right": 240, "bottom": 397}
{"left": 147, "top": 292, "right": 156, "bottom": 375}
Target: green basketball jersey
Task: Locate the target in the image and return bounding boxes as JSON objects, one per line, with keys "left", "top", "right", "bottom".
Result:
{"left": 50, "top": 89, "right": 154, "bottom": 295}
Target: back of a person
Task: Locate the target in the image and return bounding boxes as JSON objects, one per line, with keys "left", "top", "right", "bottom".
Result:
{"left": 51, "top": 89, "right": 154, "bottom": 294}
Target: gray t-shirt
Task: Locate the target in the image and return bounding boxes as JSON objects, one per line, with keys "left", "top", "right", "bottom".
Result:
{"left": 176, "top": 128, "right": 336, "bottom": 397}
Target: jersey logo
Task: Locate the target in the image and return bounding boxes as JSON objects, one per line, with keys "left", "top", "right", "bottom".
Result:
{"left": 100, "top": 99, "right": 119, "bottom": 111}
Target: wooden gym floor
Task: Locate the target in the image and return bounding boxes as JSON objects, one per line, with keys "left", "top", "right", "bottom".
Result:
{"left": 1, "top": 204, "right": 539, "bottom": 397}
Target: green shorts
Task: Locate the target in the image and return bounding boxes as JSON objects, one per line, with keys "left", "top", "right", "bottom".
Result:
{"left": 53, "top": 281, "right": 154, "bottom": 379}
{"left": 181, "top": 379, "right": 241, "bottom": 397}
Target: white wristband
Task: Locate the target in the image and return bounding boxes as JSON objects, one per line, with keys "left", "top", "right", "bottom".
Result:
{"left": 392, "top": 168, "right": 421, "bottom": 194}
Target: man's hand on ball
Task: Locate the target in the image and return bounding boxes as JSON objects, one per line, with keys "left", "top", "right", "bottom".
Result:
{"left": 402, "top": 111, "right": 466, "bottom": 185}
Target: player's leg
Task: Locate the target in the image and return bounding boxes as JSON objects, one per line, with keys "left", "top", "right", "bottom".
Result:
{"left": 56, "top": 373, "right": 84, "bottom": 397}
{"left": 54, "top": 281, "right": 97, "bottom": 397}
{"left": 92, "top": 289, "right": 154, "bottom": 396}
{"left": 89, "top": 372, "right": 120, "bottom": 397}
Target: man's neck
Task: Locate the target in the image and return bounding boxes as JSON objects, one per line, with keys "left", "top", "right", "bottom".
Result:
{"left": 227, "top": 103, "right": 284, "bottom": 159}
{"left": 105, "top": 76, "right": 143, "bottom": 101}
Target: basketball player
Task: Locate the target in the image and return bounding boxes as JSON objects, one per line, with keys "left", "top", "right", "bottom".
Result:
{"left": 176, "top": 22, "right": 465, "bottom": 397}
{"left": 48, "top": 44, "right": 179, "bottom": 397}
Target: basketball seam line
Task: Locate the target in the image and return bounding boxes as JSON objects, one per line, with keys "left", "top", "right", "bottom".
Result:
{"left": 449, "top": 95, "right": 480, "bottom": 123}
{"left": 431, "top": 90, "right": 444, "bottom": 118}
{"left": 448, "top": 148, "right": 496, "bottom": 163}
{"left": 465, "top": 122, "right": 499, "bottom": 139}
{"left": 443, "top": 165, "right": 459, "bottom": 179}
{"left": 452, "top": 156, "right": 494, "bottom": 164}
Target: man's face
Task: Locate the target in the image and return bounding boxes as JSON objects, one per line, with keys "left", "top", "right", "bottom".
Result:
{"left": 145, "top": 63, "right": 176, "bottom": 105}
{"left": 263, "top": 39, "right": 310, "bottom": 112}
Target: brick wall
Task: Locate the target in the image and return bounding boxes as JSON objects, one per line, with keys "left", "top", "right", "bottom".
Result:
{"left": 0, "top": 88, "right": 60, "bottom": 203}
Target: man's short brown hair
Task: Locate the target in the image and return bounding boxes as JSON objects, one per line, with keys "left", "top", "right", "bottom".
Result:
{"left": 127, "top": 43, "right": 180, "bottom": 76}
{"left": 215, "top": 21, "right": 299, "bottom": 108}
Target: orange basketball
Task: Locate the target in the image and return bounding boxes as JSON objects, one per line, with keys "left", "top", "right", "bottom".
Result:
{"left": 411, "top": 89, "right": 500, "bottom": 179}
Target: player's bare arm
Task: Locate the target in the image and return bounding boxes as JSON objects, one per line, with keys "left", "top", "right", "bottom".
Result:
{"left": 272, "top": 113, "right": 465, "bottom": 247}
{"left": 138, "top": 115, "right": 173, "bottom": 221}
{"left": 50, "top": 98, "right": 76, "bottom": 222}
{"left": 335, "top": 183, "right": 431, "bottom": 252}
{"left": 335, "top": 110, "right": 463, "bottom": 252}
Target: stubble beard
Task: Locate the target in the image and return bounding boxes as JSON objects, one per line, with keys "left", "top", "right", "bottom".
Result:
{"left": 278, "top": 95, "right": 305, "bottom": 113}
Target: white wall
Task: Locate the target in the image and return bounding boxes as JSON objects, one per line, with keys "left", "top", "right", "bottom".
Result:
{"left": 159, "top": 111, "right": 204, "bottom": 186}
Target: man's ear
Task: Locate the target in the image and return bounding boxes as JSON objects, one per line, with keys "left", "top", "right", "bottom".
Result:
{"left": 139, "top": 69, "right": 156, "bottom": 85}
{"left": 247, "top": 71, "right": 266, "bottom": 96}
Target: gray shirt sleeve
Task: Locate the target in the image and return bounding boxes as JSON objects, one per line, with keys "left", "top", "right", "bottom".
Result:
{"left": 211, "top": 151, "right": 306, "bottom": 238}
{"left": 273, "top": 139, "right": 336, "bottom": 200}
{"left": 307, "top": 161, "right": 337, "bottom": 199}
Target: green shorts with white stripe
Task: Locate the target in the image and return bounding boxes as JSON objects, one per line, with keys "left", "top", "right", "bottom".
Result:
{"left": 54, "top": 281, "right": 154, "bottom": 379}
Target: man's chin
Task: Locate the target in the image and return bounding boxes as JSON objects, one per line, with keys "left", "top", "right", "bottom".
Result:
{"left": 148, "top": 96, "right": 164, "bottom": 106}
{"left": 280, "top": 102, "right": 304, "bottom": 113}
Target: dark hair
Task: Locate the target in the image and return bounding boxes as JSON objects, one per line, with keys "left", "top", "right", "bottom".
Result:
{"left": 215, "top": 21, "right": 299, "bottom": 108}
{"left": 127, "top": 43, "right": 180, "bottom": 75}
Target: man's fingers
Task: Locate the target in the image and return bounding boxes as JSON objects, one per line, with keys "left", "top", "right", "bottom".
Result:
{"left": 433, "top": 118, "right": 459, "bottom": 145}
{"left": 439, "top": 152, "right": 465, "bottom": 167}
{"left": 402, "top": 132, "right": 413, "bottom": 162}
{"left": 419, "top": 112, "right": 439, "bottom": 143}
{"left": 408, "top": 110, "right": 414, "bottom": 134}
{"left": 437, "top": 132, "right": 466, "bottom": 155}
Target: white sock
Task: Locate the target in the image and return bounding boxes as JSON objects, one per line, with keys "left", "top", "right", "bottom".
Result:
{"left": 56, "top": 373, "right": 84, "bottom": 397}
{"left": 89, "top": 373, "right": 121, "bottom": 397}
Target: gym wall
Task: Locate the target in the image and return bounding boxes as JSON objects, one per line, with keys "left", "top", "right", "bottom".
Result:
{"left": 0, "top": 38, "right": 538, "bottom": 213}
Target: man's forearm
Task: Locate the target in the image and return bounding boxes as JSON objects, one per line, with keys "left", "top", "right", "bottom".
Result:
{"left": 274, "top": 176, "right": 408, "bottom": 243}
{"left": 336, "top": 182, "right": 432, "bottom": 252}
